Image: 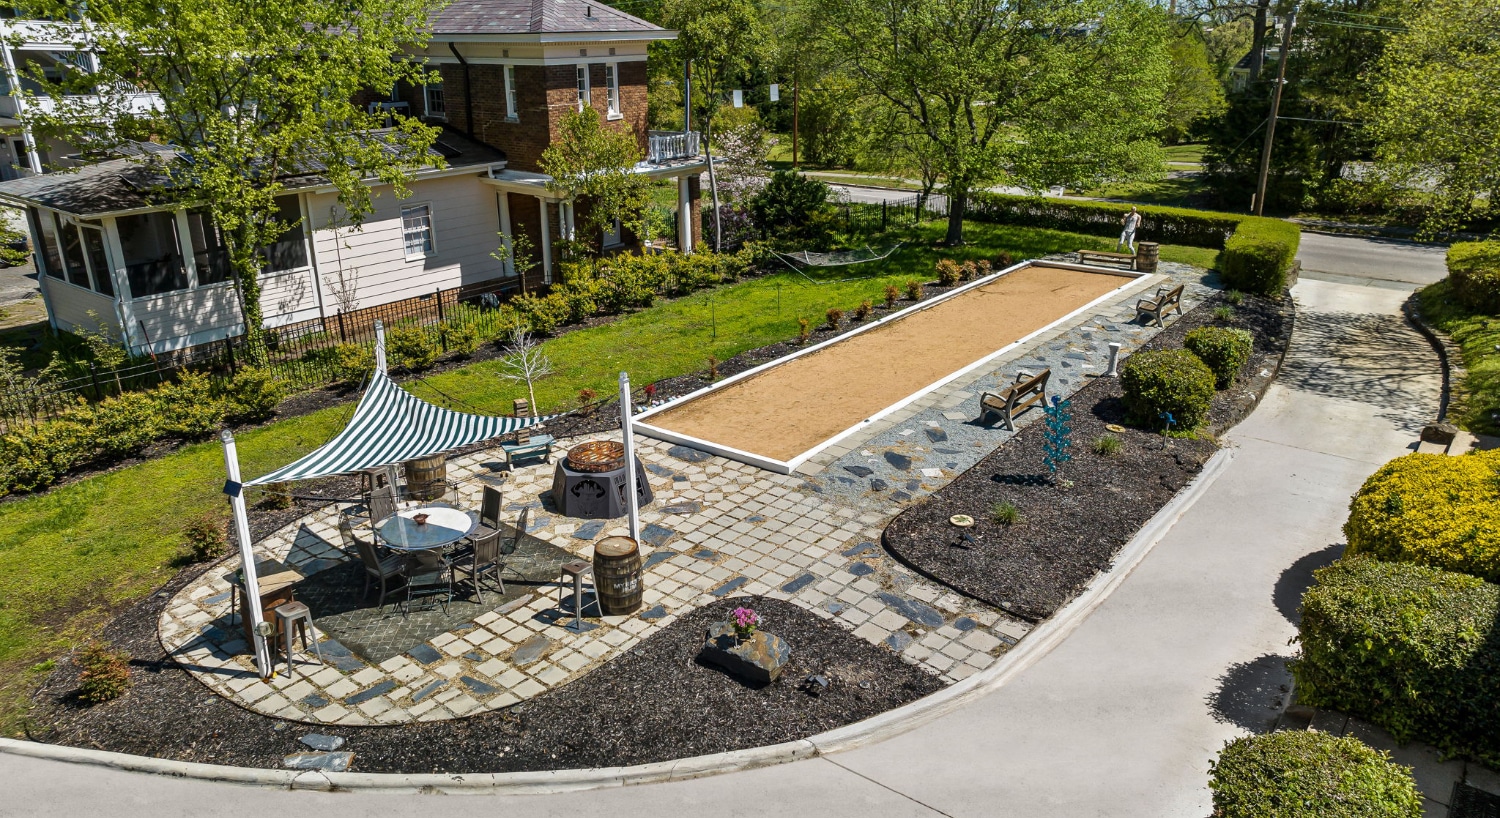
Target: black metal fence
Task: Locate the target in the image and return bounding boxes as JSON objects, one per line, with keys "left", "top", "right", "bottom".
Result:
{"left": 838, "top": 192, "right": 951, "bottom": 235}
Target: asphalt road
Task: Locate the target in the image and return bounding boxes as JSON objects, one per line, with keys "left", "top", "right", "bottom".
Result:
{"left": 1294, "top": 231, "right": 1448, "bottom": 286}
{"left": 0, "top": 256, "right": 38, "bottom": 309}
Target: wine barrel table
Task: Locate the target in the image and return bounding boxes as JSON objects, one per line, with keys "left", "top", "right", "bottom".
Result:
{"left": 1136, "top": 241, "right": 1160, "bottom": 274}
{"left": 593, "top": 536, "right": 643, "bottom": 615}
{"left": 403, "top": 453, "right": 448, "bottom": 501}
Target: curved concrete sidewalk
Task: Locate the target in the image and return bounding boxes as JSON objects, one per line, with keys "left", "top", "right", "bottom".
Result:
{"left": 0, "top": 276, "right": 1440, "bottom": 817}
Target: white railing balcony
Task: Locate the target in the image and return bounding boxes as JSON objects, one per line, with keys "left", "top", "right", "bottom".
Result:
{"left": 648, "top": 130, "right": 702, "bottom": 164}
{"left": 0, "top": 89, "right": 163, "bottom": 118}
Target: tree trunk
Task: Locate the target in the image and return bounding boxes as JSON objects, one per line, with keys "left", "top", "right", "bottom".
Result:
{"left": 944, "top": 187, "right": 968, "bottom": 246}
{"left": 1247, "top": 0, "right": 1271, "bottom": 82}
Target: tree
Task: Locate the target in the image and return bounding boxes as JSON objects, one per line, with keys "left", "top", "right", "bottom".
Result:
{"left": 1367, "top": 0, "right": 1500, "bottom": 233}
{"left": 18, "top": 0, "right": 445, "bottom": 350}
{"left": 539, "top": 107, "right": 652, "bottom": 255}
{"left": 1161, "top": 32, "right": 1227, "bottom": 143}
{"left": 812, "top": 0, "right": 1172, "bottom": 245}
{"left": 1180, "top": 0, "right": 1278, "bottom": 83}
{"left": 497, "top": 329, "right": 554, "bottom": 417}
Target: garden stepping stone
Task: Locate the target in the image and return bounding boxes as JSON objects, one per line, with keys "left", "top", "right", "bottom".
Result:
{"left": 781, "top": 574, "right": 815, "bottom": 593}
{"left": 638, "top": 604, "right": 668, "bottom": 620}
{"left": 952, "top": 617, "right": 979, "bottom": 632}
{"left": 924, "top": 428, "right": 949, "bottom": 443}
{"left": 848, "top": 563, "right": 876, "bottom": 577}
{"left": 344, "top": 680, "right": 396, "bottom": 706}
{"left": 512, "top": 634, "right": 551, "bottom": 665}
{"left": 877, "top": 592, "right": 945, "bottom": 628}
{"left": 885, "top": 631, "right": 914, "bottom": 652}
{"left": 694, "top": 549, "right": 717, "bottom": 560}
{"left": 299, "top": 734, "right": 345, "bottom": 752}
{"left": 826, "top": 601, "right": 848, "bottom": 614}
{"left": 407, "top": 644, "right": 442, "bottom": 665}
{"left": 843, "top": 542, "right": 878, "bottom": 557}
{"left": 641, "top": 523, "right": 676, "bottom": 547}
{"left": 301, "top": 694, "right": 328, "bottom": 709}
{"left": 885, "top": 452, "right": 913, "bottom": 470}
{"left": 710, "top": 577, "right": 748, "bottom": 597}
{"left": 283, "top": 752, "right": 354, "bottom": 772}
{"left": 667, "top": 444, "right": 713, "bottom": 463}
{"left": 642, "top": 550, "right": 676, "bottom": 570}
{"left": 870, "top": 478, "right": 889, "bottom": 491}
{"left": 572, "top": 520, "right": 606, "bottom": 540}
{"left": 662, "top": 501, "right": 702, "bottom": 514}
{"left": 410, "top": 680, "right": 446, "bottom": 704}
{"left": 843, "top": 465, "right": 873, "bottom": 478}
{"left": 460, "top": 676, "right": 498, "bottom": 696}
{"left": 644, "top": 464, "right": 676, "bottom": 478}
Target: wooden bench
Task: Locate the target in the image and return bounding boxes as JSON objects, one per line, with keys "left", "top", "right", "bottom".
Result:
{"left": 980, "top": 369, "right": 1051, "bottom": 431}
{"left": 1135, "top": 284, "right": 1184, "bottom": 327}
{"left": 500, "top": 434, "right": 555, "bottom": 469}
{"left": 1078, "top": 249, "right": 1137, "bottom": 269}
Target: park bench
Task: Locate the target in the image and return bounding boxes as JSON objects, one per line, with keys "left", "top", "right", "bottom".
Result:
{"left": 1077, "top": 249, "right": 1137, "bottom": 269}
{"left": 979, "top": 368, "right": 1051, "bottom": 431}
{"left": 1135, "top": 284, "right": 1184, "bottom": 327}
{"left": 500, "top": 433, "right": 555, "bottom": 469}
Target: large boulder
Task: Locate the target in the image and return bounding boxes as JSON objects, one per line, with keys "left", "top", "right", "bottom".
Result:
{"left": 699, "top": 622, "right": 791, "bottom": 685}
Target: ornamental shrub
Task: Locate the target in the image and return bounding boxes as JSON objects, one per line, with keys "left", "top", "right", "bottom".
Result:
{"left": 1120, "top": 349, "right": 1216, "bottom": 430}
{"left": 0, "top": 413, "right": 96, "bottom": 493}
{"left": 967, "top": 192, "right": 1242, "bottom": 248}
{"left": 329, "top": 343, "right": 373, "bottom": 385}
{"left": 220, "top": 367, "right": 283, "bottom": 423}
{"left": 1343, "top": 450, "right": 1500, "bottom": 582}
{"left": 510, "top": 293, "right": 565, "bottom": 335}
{"left": 76, "top": 640, "right": 131, "bottom": 704}
{"left": 441, "top": 321, "right": 483, "bottom": 357}
{"left": 1292, "top": 557, "right": 1500, "bottom": 765}
{"left": 1185, "top": 326, "right": 1254, "bottom": 388}
{"left": 1208, "top": 730, "right": 1421, "bottom": 818}
{"left": 936, "top": 259, "right": 962, "bottom": 286}
{"left": 386, "top": 324, "right": 438, "bottom": 371}
{"left": 750, "top": 170, "right": 831, "bottom": 239}
{"left": 154, "top": 371, "right": 225, "bottom": 440}
{"left": 183, "top": 512, "right": 230, "bottom": 562}
{"left": 1445, "top": 241, "right": 1500, "bottom": 313}
{"left": 1221, "top": 217, "right": 1301, "bottom": 295}
{"left": 89, "top": 391, "right": 164, "bottom": 456}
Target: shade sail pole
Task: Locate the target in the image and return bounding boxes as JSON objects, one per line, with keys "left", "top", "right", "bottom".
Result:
{"left": 374, "top": 319, "right": 387, "bottom": 374}
{"left": 221, "top": 430, "right": 272, "bottom": 679}
{"left": 619, "top": 371, "right": 640, "bottom": 541}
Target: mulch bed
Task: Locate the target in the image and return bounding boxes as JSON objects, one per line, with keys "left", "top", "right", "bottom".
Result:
{"left": 882, "top": 290, "right": 1294, "bottom": 622}
{"left": 27, "top": 593, "right": 941, "bottom": 772}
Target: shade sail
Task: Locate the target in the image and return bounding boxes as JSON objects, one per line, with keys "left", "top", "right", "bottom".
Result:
{"left": 246, "top": 369, "right": 548, "bottom": 486}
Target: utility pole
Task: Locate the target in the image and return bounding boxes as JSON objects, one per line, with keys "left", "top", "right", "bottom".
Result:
{"left": 1254, "top": 6, "right": 1296, "bottom": 217}
{"left": 792, "top": 66, "right": 800, "bottom": 169}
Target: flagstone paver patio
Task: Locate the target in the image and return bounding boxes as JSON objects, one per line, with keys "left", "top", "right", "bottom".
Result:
{"left": 158, "top": 258, "right": 1212, "bottom": 726}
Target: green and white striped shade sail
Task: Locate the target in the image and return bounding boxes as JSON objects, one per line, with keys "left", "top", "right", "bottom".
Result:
{"left": 247, "top": 369, "right": 549, "bottom": 486}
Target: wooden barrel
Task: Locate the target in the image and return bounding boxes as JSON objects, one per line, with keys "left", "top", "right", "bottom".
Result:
{"left": 403, "top": 454, "right": 448, "bottom": 501}
{"left": 593, "top": 536, "right": 643, "bottom": 614}
{"left": 1136, "top": 241, "right": 1160, "bottom": 273}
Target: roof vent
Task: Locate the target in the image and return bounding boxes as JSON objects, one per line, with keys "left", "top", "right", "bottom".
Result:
{"left": 586, "top": 5, "right": 592, "bottom": 16}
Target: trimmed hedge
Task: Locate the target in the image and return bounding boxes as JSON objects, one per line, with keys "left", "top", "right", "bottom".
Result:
{"left": 1292, "top": 557, "right": 1500, "bottom": 765}
{"left": 1343, "top": 450, "right": 1500, "bottom": 583}
{"left": 1446, "top": 241, "right": 1500, "bottom": 313}
{"left": 1208, "top": 731, "right": 1422, "bottom": 818}
{"left": 1221, "top": 218, "right": 1302, "bottom": 295}
{"left": 1120, "top": 348, "right": 1217, "bottom": 430}
{"left": 966, "top": 193, "right": 1300, "bottom": 295}
{"left": 1186, "top": 326, "right": 1254, "bottom": 388}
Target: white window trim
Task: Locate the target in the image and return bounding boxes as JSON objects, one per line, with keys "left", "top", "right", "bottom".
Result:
{"left": 401, "top": 202, "right": 437, "bottom": 260}
{"left": 424, "top": 83, "right": 446, "bottom": 120}
{"left": 605, "top": 62, "right": 622, "bottom": 120}
{"left": 504, "top": 64, "right": 518, "bottom": 122}
{"left": 576, "top": 63, "right": 590, "bottom": 110}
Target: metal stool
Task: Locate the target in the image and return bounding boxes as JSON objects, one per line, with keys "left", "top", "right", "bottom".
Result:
{"left": 558, "top": 559, "right": 602, "bottom": 631}
{"left": 272, "top": 601, "right": 324, "bottom": 677}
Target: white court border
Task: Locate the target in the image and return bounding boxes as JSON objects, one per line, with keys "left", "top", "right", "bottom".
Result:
{"left": 633, "top": 259, "right": 1158, "bottom": 474}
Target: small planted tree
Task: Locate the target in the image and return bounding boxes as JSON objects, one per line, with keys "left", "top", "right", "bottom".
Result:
{"left": 497, "top": 329, "right": 554, "bottom": 417}
{"left": 540, "top": 107, "right": 652, "bottom": 255}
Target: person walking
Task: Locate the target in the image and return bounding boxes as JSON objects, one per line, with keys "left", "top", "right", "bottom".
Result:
{"left": 1117, "top": 206, "right": 1142, "bottom": 253}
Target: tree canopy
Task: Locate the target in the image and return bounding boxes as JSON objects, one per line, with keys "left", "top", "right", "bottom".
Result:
{"left": 810, "top": 0, "right": 1173, "bottom": 244}
{"left": 539, "top": 107, "right": 653, "bottom": 252}
{"left": 17, "top": 0, "right": 446, "bottom": 346}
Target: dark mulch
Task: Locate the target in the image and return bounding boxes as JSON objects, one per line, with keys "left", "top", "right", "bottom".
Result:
{"left": 883, "top": 290, "right": 1294, "bottom": 622}
{"left": 28, "top": 594, "right": 940, "bottom": 772}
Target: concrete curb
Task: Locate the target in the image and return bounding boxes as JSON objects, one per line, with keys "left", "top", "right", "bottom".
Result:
{"left": 0, "top": 449, "right": 1234, "bottom": 794}
{"left": 1402, "top": 292, "right": 1460, "bottom": 423}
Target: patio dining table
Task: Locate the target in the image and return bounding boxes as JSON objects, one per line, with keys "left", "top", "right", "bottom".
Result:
{"left": 375, "top": 502, "right": 478, "bottom": 567}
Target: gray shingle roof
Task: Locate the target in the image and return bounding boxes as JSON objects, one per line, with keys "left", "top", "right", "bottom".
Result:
{"left": 429, "top": 0, "right": 663, "bottom": 36}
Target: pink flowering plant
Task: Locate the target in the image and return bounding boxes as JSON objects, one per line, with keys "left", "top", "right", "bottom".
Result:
{"left": 730, "top": 607, "right": 760, "bottom": 641}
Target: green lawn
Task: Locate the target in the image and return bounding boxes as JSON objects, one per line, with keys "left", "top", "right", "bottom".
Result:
{"left": 1162, "top": 143, "right": 1206, "bottom": 165}
{"left": 0, "top": 219, "right": 1218, "bottom": 732}
{"left": 1419, "top": 278, "right": 1499, "bottom": 435}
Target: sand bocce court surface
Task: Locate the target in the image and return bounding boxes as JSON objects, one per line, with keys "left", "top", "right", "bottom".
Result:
{"left": 642, "top": 263, "right": 1136, "bottom": 465}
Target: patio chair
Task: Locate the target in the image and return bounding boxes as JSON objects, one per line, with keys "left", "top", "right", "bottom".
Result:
{"left": 402, "top": 552, "right": 452, "bottom": 618}
{"left": 451, "top": 529, "right": 506, "bottom": 604}
{"left": 352, "top": 530, "right": 406, "bottom": 611}
{"left": 369, "top": 485, "right": 397, "bottom": 526}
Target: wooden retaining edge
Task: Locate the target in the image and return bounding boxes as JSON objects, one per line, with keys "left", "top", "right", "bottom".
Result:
{"left": 0, "top": 448, "right": 1236, "bottom": 795}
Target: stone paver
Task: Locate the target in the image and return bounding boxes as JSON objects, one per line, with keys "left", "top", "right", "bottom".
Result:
{"left": 159, "top": 256, "right": 1202, "bottom": 725}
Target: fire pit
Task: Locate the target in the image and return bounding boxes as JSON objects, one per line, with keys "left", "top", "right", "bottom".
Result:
{"left": 551, "top": 440, "right": 653, "bottom": 520}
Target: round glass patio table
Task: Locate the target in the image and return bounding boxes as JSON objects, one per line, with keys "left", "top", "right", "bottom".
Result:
{"left": 375, "top": 502, "right": 478, "bottom": 556}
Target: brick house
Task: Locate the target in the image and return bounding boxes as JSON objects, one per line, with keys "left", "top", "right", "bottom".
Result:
{"left": 0, "top": 0, "right": 707, "bottom": 354}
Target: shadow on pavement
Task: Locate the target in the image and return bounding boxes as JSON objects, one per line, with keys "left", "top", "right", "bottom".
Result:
{"left": 1206, "top": 653, "right": 1293, "bottom": 734}
{"left": 1278, "top": 310, "right": 1437, "bottom": 434}
{"left": 1274, "top": 542, "right": 1345, "bottom": 625}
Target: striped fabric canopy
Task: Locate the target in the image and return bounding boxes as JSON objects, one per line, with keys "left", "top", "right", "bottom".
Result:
{"left": 247, "top": 369, "right": 548, "bottom": 486}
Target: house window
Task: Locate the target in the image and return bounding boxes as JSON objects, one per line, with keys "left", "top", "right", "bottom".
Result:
{"left": 605, "top": 63, "right": 620, "bottom": 117}
{"left": 56, "top": 216, "right": 92, "bottom": 290}
{"left": 260, "top": 195, "right": 309, "bottom": 273}
{"left": 425, "top": 84, "right": 445, "bottom": 119}
{"left": 80, "top": 223, "right": 113, "bottom": 297}
{"left": 603, "top": 217, "right": 622, "bottom": 248}
{"left": 117, "top": 211, "right": 189, "bottom": 298}
{"left": 30, "top": 207, "right": 63, "bottom": 280}
{"left": 576, "top": 64, "right": 590, "bottom": 108}
{"left": 401, "top": 204, "right": 434, "bottom": 258}
{"left": 504, "top": 64, "right": 518, "bottom": 121}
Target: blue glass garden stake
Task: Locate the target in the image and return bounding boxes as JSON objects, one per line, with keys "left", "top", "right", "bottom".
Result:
{"left": 1042, "top": 395, "right": 1073, "bottom": 473}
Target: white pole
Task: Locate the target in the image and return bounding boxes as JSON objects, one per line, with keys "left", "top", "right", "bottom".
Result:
{"left": 1105, "top": 342, "right": 1122, "bottom": 377}
{"left": 221, "top": 430, "right": 273, "bottom": 679}
{"left": 618, "top": 371, "right": 640, "bottom": 541}
{"left": 374, "top": 319, "right": 387, "bottom": 374}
